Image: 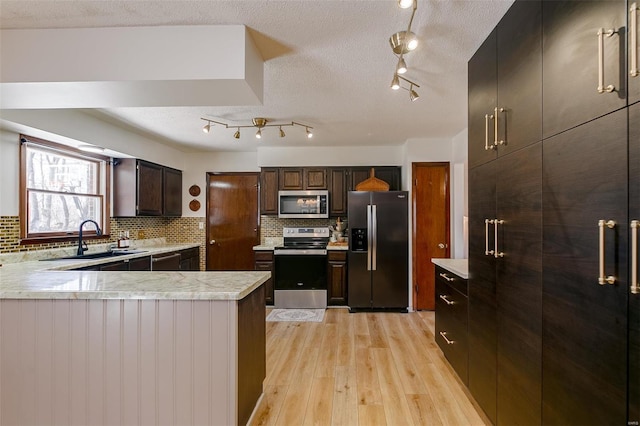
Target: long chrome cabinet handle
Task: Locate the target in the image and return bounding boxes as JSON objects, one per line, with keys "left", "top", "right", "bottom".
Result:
{"left": 632, "top": 220, "right": 639, "bottom": 294}
{"left": 494, "top": 107, "right": 506, "bottom": 147}
{"left": 439, "top": 331, "right": 454, "bottom": 345}
{"left": 598, "top": 219, "right": 616, "bottom": 285}
{"left": 484, "top": 114, "right": 495, "bottom": 151}
{"left": 494, "top": 219, "right": 505, "bottom": 258}
{"left": 597, "top": 28, "right": 616, "bottom": 93}
{"left": 485, "top": 219, "right": 495, "bottom": 256}
{"left": 439, "top": 273, "right": 455, "bottom": 282}
{"left": 367, "top": 205, "right": 372, "bottom": 271}
{"left": 372, "top": 204, "right": 377, "bottom": 271}
{"left": 632, "top": 3, "right": 639, "bottom": 77}
{"left": 439, "top": 294, "right": 454, "bottom": 305}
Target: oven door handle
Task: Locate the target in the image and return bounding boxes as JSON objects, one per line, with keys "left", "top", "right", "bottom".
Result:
{"left": 367, "top": 204, "right": 372, "bottom": 271}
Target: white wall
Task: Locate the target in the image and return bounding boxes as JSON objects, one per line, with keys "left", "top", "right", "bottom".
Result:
{"left": 257, "top": 145, "right": 403, "bottom": 167}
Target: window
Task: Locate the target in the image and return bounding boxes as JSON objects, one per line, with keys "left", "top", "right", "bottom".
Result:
{"left": 20, "top": 136, "right": 111, "bottom": 243}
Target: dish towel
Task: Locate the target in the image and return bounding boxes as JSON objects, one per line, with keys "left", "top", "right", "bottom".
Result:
{"left": 266, "top": 309, "right": 325, "bottom": 323}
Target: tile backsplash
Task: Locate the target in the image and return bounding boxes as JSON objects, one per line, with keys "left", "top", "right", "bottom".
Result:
{"left": 0, "top": 215, "right": 207, "bottom": 271}
{"left": 260, "top": 216, "right": 339, "bottom": 240}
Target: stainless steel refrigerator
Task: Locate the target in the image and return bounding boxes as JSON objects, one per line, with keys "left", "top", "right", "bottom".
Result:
{"left": 347, "top": 191, "right": 408, "bottom": 312}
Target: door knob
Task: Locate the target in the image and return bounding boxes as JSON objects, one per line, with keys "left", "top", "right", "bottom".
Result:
{"left": 209, "top": 239, "right": 216, "bottom": 245}
{"left": 438, "top": 243, "right": 448, "bottom": 249}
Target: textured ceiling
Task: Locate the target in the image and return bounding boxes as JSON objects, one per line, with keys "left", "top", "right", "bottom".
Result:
{"left": 0, "top": 0, "right": 514, "bottom": 153}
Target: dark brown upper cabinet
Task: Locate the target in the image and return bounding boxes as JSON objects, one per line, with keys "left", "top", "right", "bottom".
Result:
{"left": 329, "top": 168, "right": 348, "bottom": 217}
{"left": 260, "top": 168, "right": 279, "bottom": 215}
{"left": 303, "top": 168, "right": 328, "bottom": 189}
{"left": 469, "top": 0, "right": 542, "bottom": 169}
{"left": 349, "top": 166, "right": 401, "bottom": 191}
{"left": 113, "top": 158, "right": 182, "bottom": 217}
{"left": 542, "top": 0, "right": 627, "bottom": 139}
{"left": 163, "top": 166, "right": 183, "bottom": 217}
{"left": 279, "top": 168, "right": 304, "bottom": 190}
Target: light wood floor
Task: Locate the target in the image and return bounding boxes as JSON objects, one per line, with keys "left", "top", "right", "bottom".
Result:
{"left": 249, "top": 308, "right": 487, "bottom": 426}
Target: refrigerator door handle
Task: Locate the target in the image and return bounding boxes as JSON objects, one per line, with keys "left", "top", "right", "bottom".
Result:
{"left": 372, "top": 204, "right": 377, "bottom": 271}
{"left": 367, "top": 204, "right": 372, "bottom": 271}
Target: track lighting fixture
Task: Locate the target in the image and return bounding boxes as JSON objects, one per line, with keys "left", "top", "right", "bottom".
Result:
{"left": 200, "top": 117, "right": 314, "bottom": 140}
{"left": 388, "top": 0, "right": 422, "bottom": 96}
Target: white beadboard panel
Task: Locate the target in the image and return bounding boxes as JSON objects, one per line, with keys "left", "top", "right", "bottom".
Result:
{"left": 0, "top": 298, "right": 240, "bottom": 426}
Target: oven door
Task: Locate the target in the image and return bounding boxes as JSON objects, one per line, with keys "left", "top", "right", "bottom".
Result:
{"left": 274, "top": 253, "right": 328, "bottom": 308}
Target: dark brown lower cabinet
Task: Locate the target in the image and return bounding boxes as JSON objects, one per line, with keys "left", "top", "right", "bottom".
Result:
{"left": 434, "top": 266, "right": 468, "bottom": 384}
{"left": 254, "top": 251, "right": 274, "bottom": 305}
{"left": 151, "top": 252, "right": 182, "bottom": 271}
{"left": 630, "top": 101, "right": 640, "bottom": 425}
{"left": 327, "top": 251, "right": 347, "bottom": 305}
{"left": 542, "top": 108, "right": 628, "bottom": 425}
{"left": 179, "top": 247, "right": 200, "bottom": 271}
{"left": 468, "top": 161, "right": 498, "bottom": 424}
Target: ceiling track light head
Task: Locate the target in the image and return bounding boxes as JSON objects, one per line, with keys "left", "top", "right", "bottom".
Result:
{"left": 391, "top": 74, "right": 401, "bottom": 90}
{"left": 398, "top": 0, "right": 415, "bottom": 9}
{"left": 233, "top": 128, "right": 240, "bottom": 139}
{"left": 396, "top": 56, "right": 407, "bottom": 74}
{"left": 389, "top": 30, "right": 418, "bottom": 54}
{"left": 202, "top": 121, "right": 211, "bottom": 133}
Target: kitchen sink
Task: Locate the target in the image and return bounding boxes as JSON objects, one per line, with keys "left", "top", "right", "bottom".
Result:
{"left": 40, "top": 250, "right": 147, "bottom": 261}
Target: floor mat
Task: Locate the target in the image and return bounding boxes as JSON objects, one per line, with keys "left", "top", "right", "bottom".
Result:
{"left": 266, "top": 308, "right": 325, "bottom": 323}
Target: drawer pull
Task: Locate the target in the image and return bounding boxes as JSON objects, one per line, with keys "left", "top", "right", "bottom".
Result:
{"left": 439, "top": 331, "right": 455, "bottom": 345}
{"left": 439, "top": 272, "right": 454, "bottom": 282}
{"left": 596, "top": 28, "right": 616, "bottom": 93}
{"left": 439, "top": 294, "right": 454, "bottom": 305}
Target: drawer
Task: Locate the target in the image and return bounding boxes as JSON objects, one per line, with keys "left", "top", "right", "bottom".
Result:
{"left": 328, "top": 250, "right": 346, "bottom": 261}
{"left": 435, "top": 281, "right": 468, "bottom": 327}
{"left": 254, "top": 251, "right": 274, "bottom": 261}
{"left": 435, "top": 312, "right": 468, "bottom": 384}
{"left": 435, "top": 265, "right": 468, "bottom": 296}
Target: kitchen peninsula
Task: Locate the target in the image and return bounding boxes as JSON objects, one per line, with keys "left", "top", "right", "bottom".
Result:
{"left": 0, "top": 254, "right": 268, "bottom": 426}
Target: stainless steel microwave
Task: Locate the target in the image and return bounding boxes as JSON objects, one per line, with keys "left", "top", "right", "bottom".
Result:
{"left": 278, "top": 190, "right": 329, "bottom": 218}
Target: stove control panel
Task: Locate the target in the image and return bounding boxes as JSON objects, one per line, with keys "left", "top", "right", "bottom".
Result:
{"left": 283, "top": 227, "right": 330, "bottom": 238}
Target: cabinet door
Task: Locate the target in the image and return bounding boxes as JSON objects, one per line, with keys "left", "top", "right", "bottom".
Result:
{"left": 137, "top": 160, "right": 164, "bottom": 216}
{"left": 329, "top": 168, "right": 348, "bottom": 216}
{"left": 496, "top": 143, "right": 542, "bottom": 426}
{"left": 630, "top": 102, "right": 640, "bottom": 424}
{"left": 542, "top": 0, "right": 627, "bottom": 139}
{"left": 632, "top": 2, "right": 640, "bottom": 104}
{"left": 467, "top": 161, "right": 497, "bottom": 424}
{"left": 327, "top": 251, "right": 347, "bottom": 305}
{"left": 350, "top": 167, "right": 401, "bottom": 191}
{"left": 163, "top": 167, "right": 182, "bottom": 216}
{"left": 542, "top": 109, "right": 628, "bottom": 425}
{"left": 496, "top": 0, "right": 542, "bottom": 156}
{"left": 260, "top": 168, "right": 279, "bottom": 215}
{"left": 279, "top": 168, "right": 304, "bottom": 190}
{"left": 254, "top": 251, "right": 274, "bottom": 305}
{"left": 128, "top": 256, "right": 151, "bottom": 271}
{"left": 304, "top": 168, "right": 327, "bottom": 189}
{"left": 350, "top": 168, "right": 371, "bottom": 190}
{"left": 468, "top": 29, "right": 498, "bottom": 169}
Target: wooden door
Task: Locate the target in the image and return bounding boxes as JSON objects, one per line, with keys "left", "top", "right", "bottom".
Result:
{"left": 279, "top": 168, "right": 303, "bottom": 190}
{"left": 542, "top": 108, "right": 628, "bottom": 425}
{"left": 329, "top": 168, "right": 347, "bottom": 216}
{"left": 496, "top": 143, "right": 542, "bottom": 426}
{"left": 412, "top": 163, "right": 450, "bottom": 310}
{"left": 468, "top": 161, "right": 497, "bottom": 425}
{"left": 303, "top": 168, "right": 327, "bottom": 189}
{"left": 206, "top": 173, "right": 260, "bottom": 271}
{"left": 468, "top": 29, "right": 497, "bottom": 169}
{"left": 629, "top": 102, "right": 640, "bottom": 424}
{"left": 542, "top": 0, "right": 627, "bottom": 139}
{"left": 496, "top": 0, "right": 542, "bottom": 157}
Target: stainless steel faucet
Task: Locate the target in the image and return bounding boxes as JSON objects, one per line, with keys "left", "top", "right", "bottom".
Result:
{"left": 77, "top": 219, "right": 102, "bottom": 256}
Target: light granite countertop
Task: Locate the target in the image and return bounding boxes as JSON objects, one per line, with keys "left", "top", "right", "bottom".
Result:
{"left": 0, "top": 241, "right": 269, "bottom": 301}
{"left": 431, "top": 258, "right": 469, "bottom": 279}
